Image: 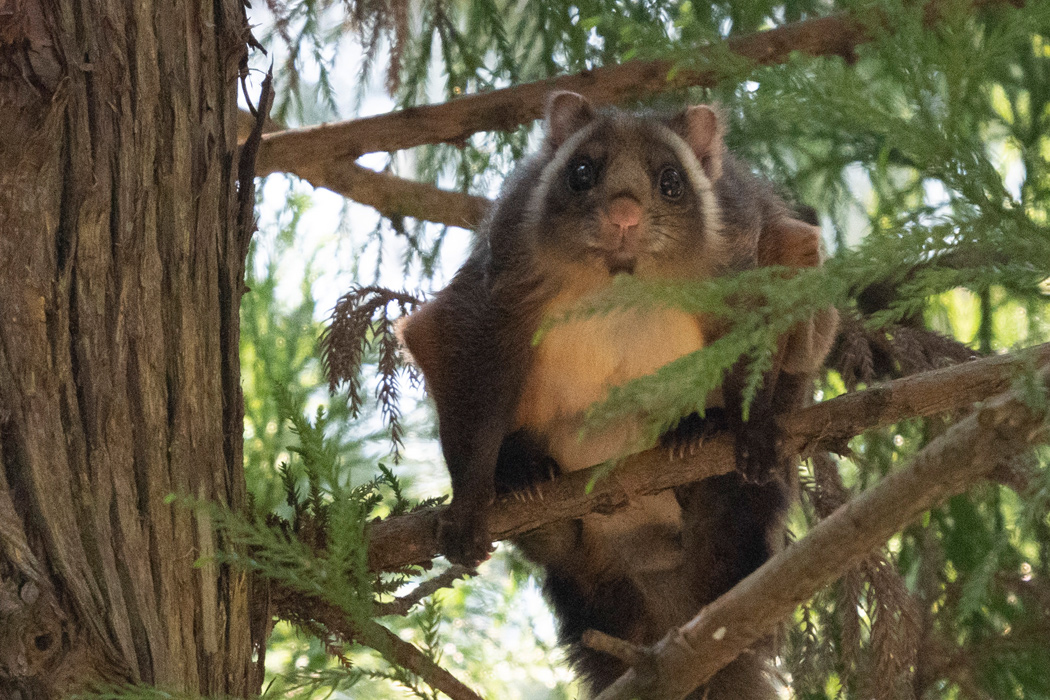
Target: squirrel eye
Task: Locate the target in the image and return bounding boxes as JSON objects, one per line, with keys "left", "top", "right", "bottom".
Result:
{"left": 567, "top": 158, "right": 596, "bottom": 192}
{"left": 659, "top": 167, "right": 684, "bottom": 200}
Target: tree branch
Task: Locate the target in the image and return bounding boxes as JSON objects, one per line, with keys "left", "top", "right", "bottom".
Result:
{"left": 780, "top": 340, "right": 1048, "bottom": 455}
{"left": 255, "top": 0, "right": 1022, "bottom": 227}
{"left": 582, "top": 630, "right": 647, "bottom": 667}
{"left": 310, "top": 161, "right": 490, "bottom": 229}
{"left": 276, "top": 593, "right": 484, "bottom": 700}
{"left": 374, "top": 564, "right": 473, "bottom": 617}
{"left": 236, "top": 107, "right": 283, "bottom": 144}
{"left": 592, "top": 368, "right": 1050, "bottom": 700}
{"left": 366, "top": 342, "right": 1050, "bottom": 572}
{"left": 358, "top": 620, "right": 484, "bottom": 700}
{"left": 257, "top": 6, "right": 916, "bottom": 167}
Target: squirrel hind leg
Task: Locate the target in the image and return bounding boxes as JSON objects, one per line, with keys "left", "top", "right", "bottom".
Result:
{"left": 675, "top": 474, "right": 787, "bottom": 700}
{"left": 544, "top": 572, "right": 648, "bottom": 695}
{"left": 677, "top": 473, "right": 788, "bottom": 608}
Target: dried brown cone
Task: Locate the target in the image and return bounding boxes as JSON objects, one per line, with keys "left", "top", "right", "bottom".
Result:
{"left": 806, "top": 453, "right": 921, "bottom": 699}
{"left": 828, "top": 310, "right": 979, "bottom": 390}
{"left": 321, "top": 286, "right": 423, "bottom": 457}
{"left": 861, "top": 554, "right": 921, "bottom": 700}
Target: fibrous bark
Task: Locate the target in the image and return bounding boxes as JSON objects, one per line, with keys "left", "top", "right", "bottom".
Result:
{"left": 0, "top": 1, "right": 259, "bottom": 696}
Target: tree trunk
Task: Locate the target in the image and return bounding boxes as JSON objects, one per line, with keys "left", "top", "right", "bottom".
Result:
{"left": 0, "top": 1, "right": 258, "bottom": 696}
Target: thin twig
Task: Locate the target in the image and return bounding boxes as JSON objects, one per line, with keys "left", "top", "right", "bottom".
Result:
{"left": 376, "top": 564, "right": 474, "bottom": 617}
{"left": 276, "top": 594, "right": 484, "bottom": 700}
{"left": 357, "top": 619, "right": 485, "bottom": 700}
{"left": 581, "top": 630, "right": 647, "bottom": 667}
{"left": 237, "top": 67, "right": 275, "bottom": 258}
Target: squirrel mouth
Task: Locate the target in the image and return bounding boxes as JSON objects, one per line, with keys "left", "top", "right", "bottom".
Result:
{"left": 606, "top": 256, "right": 636, "bottom": 275}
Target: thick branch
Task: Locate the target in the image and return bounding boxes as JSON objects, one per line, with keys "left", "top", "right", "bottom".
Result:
{"left": 367, "top": 342, "right": 1050, "bottom": 572}
{"left": 255, "top": 1, "right": 1021, "bottom": 227}
{"left": 593, "top": 370, "right": 1050, "bottom": 700}
{"left": 257, "top": 0, "right": 1019, "bottom": 188}
{"left": 236, "top": 108, "right": 283, "bottom": 143}
{"left": 313, "top": 161, "right": 490, "bottom": 229}
{"left": 256, "top": 14, "right": 874, "bottom": 217}
{"left": 781, "top": 340, "right": 1050, "bottom": 454}
{"left": 259, "top": 11, "right": 870, "bottom": 171}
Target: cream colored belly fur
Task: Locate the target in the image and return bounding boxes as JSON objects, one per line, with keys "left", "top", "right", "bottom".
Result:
{"left": 515, "top": 306, "right": 705, "bottom": 574}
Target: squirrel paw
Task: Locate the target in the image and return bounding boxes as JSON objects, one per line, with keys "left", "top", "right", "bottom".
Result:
{"left": 661, "top": 409, "right": 730, "bottom": 460}
{"left": 494, "top": 429, "right": 561, "bottom": 496}
{"left": 734, "top": 414, "right": 782, "bottom": 484}
{"left": 437, "top": 505, "right": 495, "bottom": 567}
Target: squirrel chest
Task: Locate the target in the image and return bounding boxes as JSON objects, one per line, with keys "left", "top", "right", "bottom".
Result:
{"left": 512, "top": 300, "right": 705, "bottom": 578}
{"left": 514, "top": 299, "right": 705, "bottom": 472}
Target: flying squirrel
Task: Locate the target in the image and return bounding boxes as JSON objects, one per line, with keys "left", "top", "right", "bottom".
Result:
{"left": 397, "top": 92, "right": 838, "bottom": 699}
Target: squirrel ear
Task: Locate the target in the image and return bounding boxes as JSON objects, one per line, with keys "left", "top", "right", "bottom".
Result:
{"left": 671, "top": 105, "right": 724, "bottom": 182}
{"left": 545, "top": 91, "right": 595, "bottom": 149}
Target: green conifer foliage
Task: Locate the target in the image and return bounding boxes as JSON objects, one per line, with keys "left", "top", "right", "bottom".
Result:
{"left": 164, "top": 1, "right": 1050, "bottom": 697}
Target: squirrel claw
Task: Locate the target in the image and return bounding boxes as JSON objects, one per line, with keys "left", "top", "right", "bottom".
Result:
{"left": 660, "top": 409, "right": 728, "bottom": 459}
{"left": 437, "top": 504, "right": 495, "bottom": 567}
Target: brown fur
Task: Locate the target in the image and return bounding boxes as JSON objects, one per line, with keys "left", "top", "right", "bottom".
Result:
{"left": 399, "top": 93, "right": 837, "bottom": 698}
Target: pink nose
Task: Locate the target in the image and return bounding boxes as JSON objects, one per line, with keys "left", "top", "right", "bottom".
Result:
{"left": 607, "top": 197, "right": 641, "bottom": 230}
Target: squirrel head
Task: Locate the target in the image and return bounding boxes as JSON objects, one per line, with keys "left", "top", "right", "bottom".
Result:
{"left": 521, "top": 92, "right": 727, "bottom": 285}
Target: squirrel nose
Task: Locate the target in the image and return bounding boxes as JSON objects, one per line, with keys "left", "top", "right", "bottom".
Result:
{"left": 606, "top": 197, "right": 642, "bottom": 230}
{"left": 601, "top": 197, "right": 644, "bottom": 274}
